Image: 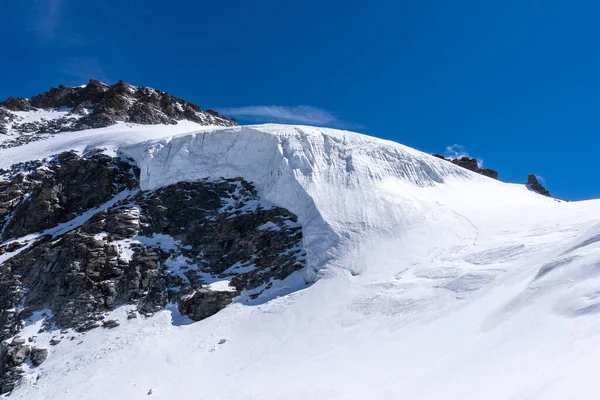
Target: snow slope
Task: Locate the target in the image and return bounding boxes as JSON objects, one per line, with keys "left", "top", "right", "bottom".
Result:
{"left": 121, "top": 124, "right": 475, "bottom": 280}
{"left": 0, "top": 120, "right": 219, "bottom": 168}
{"left": 4, "top": 123, "right": 600, "bottom": 399}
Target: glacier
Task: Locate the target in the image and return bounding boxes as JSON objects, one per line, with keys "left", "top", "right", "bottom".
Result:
{"left": 120, "top": 124, "right": 474, "bottom": 280}
{"left": 3, "top": 122, "right": 600, "bottom": 399}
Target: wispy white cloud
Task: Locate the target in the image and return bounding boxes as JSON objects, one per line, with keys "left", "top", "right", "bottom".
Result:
{"left": 444, "top": 144, "right": 483, "bottom": 167}
{"left": 444, "top": 144, "right": 469, "bottom": 159}
{"left": 34, "top": 0, "right": 68, "bottom": 39}
{"left": 218, "top": 105, "right": 363, "bottom": 129}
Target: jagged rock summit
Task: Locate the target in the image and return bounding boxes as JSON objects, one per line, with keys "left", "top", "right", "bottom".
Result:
{"left": 433, "top": 154, "right": 499, "bottom": 179}
{"left": 0, "top": 79, "right": 236, "bottom": 149}
{"left": 526, "top": 174, "right": 551, "bottom": 197}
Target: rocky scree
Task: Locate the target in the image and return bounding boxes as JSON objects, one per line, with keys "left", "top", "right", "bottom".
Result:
{"left": 0, "top": 151, "right": 305, "bottom": 393}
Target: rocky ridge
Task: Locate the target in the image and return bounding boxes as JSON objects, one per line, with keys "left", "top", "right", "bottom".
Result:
{"left": 526, "top": 174, "right": 551, "bottom": 197}
{"left": 432, "top": 154, "right": 499, "bottom": 179}
{"left": 0, "top": 151, "right": 304, "bottom": 393}
{"left": 432, "top": 154, "right": 554, "bottom": 197}
{"left": 0, "top": 79, "right": 236, "bottom": 149}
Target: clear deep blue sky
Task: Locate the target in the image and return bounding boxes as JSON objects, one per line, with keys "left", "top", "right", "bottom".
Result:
{"left": 2, "top": 1, "right": 599, "bottom": 200}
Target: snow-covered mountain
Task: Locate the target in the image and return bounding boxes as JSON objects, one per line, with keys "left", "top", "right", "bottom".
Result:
{"left": 0, "top": 80, "right": 235, "bottom": 149}
{"left": 0, "top": 86, "right": 599, "bottom": 399}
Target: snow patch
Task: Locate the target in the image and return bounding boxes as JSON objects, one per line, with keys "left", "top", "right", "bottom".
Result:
{"left": 205, "top": 280, "right": 236, "bottom": 292}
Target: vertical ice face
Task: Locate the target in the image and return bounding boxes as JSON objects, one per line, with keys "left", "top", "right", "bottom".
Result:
{"left": 120, "top": 124, "right": 475, "bottom": 277}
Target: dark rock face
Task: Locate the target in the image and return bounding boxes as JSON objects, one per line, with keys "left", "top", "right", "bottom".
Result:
{"left": 1, "top": 98, "right": 31, "bottom": 112}
{"left": 0, "top": 151, "right": 305, "bottom": 393}
{"left": 0, "top": 79, "right": 236, "bottom": 149}
{"left": 2, "top": 151, "right": 139, "bottom": 240}
{"left": 433, "top": 154, "right": 499, "bottom": 179}
{"left": 179, "top": 289, "right": 238, "bottom": 321}
{"left": 1, "top": 156, "right": 303, "bottom": 331}
{"left": 30, "top": 347, "right": 48, "bottom": 367}
{"left": 0, "top": 160, "right": 49, "bottom": 240}
{"left": 135, "top": 180, "right": 304, "bottom": 295}
{"left": 526, "top": 174, "right": 550, "bottom": 197}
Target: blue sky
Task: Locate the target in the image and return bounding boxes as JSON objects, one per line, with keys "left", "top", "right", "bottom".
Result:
{"left": 2, "top": 1, "right": 599, "bottom": 200}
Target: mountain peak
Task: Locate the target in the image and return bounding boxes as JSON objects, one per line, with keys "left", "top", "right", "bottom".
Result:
{"left": 526, "top": 173, "right": 551, "bottom": 196}
{"left": 432, "top": 154, "right": 499, "bottom": 179}
{"left": 0, "top": 79, "right": 236, "bottom": 148}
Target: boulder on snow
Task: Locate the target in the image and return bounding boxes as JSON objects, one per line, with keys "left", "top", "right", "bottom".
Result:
{"left": 30, "top": 347, "right": 48, "bottom": 367}
{"left": 102, "top": 320, "right": 120, "bottom": 329}
{"left": 178, "top": 289, "right": 237, "bottom": 321}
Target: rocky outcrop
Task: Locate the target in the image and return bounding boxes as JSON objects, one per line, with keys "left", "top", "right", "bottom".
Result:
{"left": 134, "top": 180, "right": 304, "bottom": 296}
{"left": 0, "top": 79, "right": 236, "bottom": 149}
{"left": 0, "top": 338, "right": 31, "bottom": 394}
{"left": 1, "top": 155, "right": 304, "bottom": 330}
{"left": 2, "top": 151, "right": 139, "bottom": 240}
{"left": 0, "top": 151, "right": 305, "bottom": 393}
{"left": 179, "top": 289, "right": 238, "bottom": 321}
{"left": 526, "top": 174, "right": 550, "bottom": 197}
{"left": 433, "top": 155, "right": 553, "bottom": 195}
{"left": 433, "top": 154, "right": 499, "bottom": 179}
{"left": 29, "top": 347, "right": 48, "bottom": 367}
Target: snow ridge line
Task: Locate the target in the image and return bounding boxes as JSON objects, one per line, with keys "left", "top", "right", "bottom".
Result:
{"left": 119, "top": 125, "right": 475, "bottom": 278}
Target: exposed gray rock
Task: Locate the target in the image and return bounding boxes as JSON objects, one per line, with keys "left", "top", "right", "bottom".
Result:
{"left": 135, "top": 179, "right": 304, "bottom": 296}
{"left": 0, "top": 365, "right": 23, "bottom": 394}
{"left": 178, "top": 289, "right": 237, "bottom": 321}
{"left": 11, "top": 337, "right": 25, "bottom": 346}
{"left": 75, "top": 321, "right": 101, "bottom": 333}
{"left": 102, "top": 320, "right": 120, "bottom": 329}
{"left": 29, "top": 347, "right": 48, "bottom": 367}
{"left": 1, "top": 97, "right": 31, "bottom": 112}
{"left": 8, "top": 344, "right": 30, "bottom": 364}
{"left": 0, "top": 340, "right": 30, "bottom": 393}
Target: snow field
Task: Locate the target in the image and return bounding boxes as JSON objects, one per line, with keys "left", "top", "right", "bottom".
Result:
{"left": 3, "top": 122, "right": 600, "bottom": 399}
